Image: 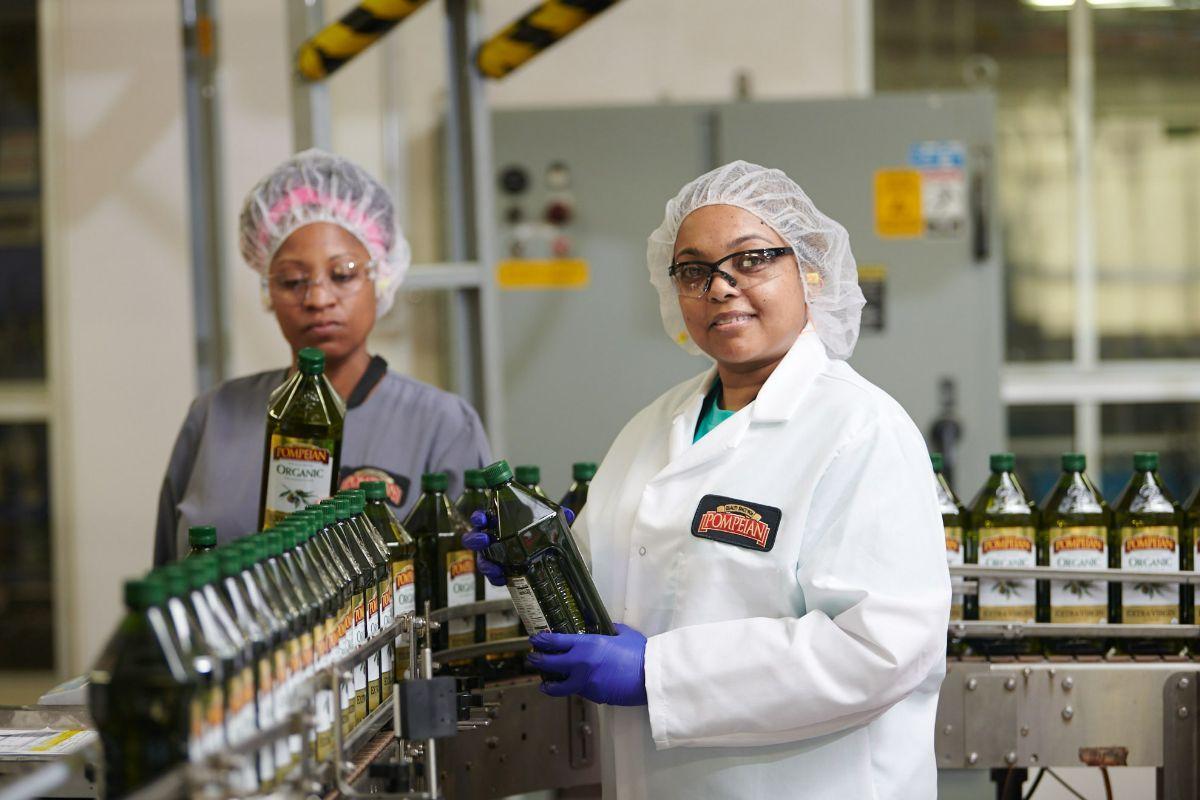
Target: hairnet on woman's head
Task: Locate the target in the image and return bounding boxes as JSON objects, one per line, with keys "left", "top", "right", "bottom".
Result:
{"left": 646, "top": 160, "right": 865, "bottom": 360}
{"left": 239, "top": 148, "right": 412, "bottom": 317}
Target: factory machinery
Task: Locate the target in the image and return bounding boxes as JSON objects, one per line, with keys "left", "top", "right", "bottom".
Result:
{"left": 4, "top": 563, "right": 1200, "bottom": 800}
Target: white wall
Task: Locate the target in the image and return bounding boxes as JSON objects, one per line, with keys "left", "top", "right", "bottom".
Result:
{"left": 40, "top": 0, "right": 196, "bottom": 674}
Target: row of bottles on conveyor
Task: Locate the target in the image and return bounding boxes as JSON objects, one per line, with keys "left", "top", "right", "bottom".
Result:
{"left": 88, "top": 463, "right": 600, "bottom": 798}
{"left": 936, "top": 450, "right": 1196, "bottom": 658}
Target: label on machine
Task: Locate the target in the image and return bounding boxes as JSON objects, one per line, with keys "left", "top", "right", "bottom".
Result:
{"left": 945, "top": 524, "right": 964, "bottom": 621}
{"left": 978, "top": 526, "right": 1036, "bottom": 622}
{"left": 1119, "top": 525, "right": 1180, "bottom": 624}
{"left": 1049, "top": 525, "right": 1109, "bottom": 624}
{"left": 508, "top": 575, "right": 551, "bottom": 635}
{"left": 446, "top": 550, "right": 477, "bottom": 648}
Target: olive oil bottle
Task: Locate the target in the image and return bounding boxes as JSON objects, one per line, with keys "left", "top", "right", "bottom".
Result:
{"left": 559, "top": 462, "right": 597, "bottom": 516}
{"left": 932, "top": 453, "right": 968, "bottom": 655}
{"left": 1112, "top": 452, "right": 1184, "bottom": 656}
{"left": 89, "top": 577, "right": 195, "bottom": 798}
{"left": 331, "top": 497, "right": 372, "bottom": 724}
{"left": 258, "top": 347, "right": 345, "bottom": 529}
{"left": 966, "top": 453, "right": 1040, "bottom": 657}
{"left": 1038, "top": 454, "right": 1110, "bottom": 657}
{"left": 516, "top": 465, "right": 548, "bottom": 499}
{"left": 457, "top": 474, "right": 522, "bottom": 678}
{"left": 187, "top": 526, "right": 217, "bottom": 558}
{"left": 1183, "top": 486, "right": 1199, "bottom": 625}
{"left": 342, "top": 489, "right": 390, "bottom": 712}
{"left": 157, "top": 564, "right": 221, "bottom": 759}
{"left": 216, "top": 545, "right": 275, "bottom": 787}
{"left": 405, "top": 472, "right": 477, "bottom": 675}
{"left": 483, "top": 460, "right": 616, "bottom": 637}
{"left": 363, "top": 481, "right": 416, "bottom": 681}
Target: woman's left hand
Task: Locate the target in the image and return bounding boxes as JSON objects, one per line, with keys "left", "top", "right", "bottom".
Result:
{"left": 528, "top": 623, "right": 648, "bottom": 706}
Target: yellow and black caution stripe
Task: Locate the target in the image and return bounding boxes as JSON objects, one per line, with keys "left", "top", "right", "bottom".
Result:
{"left": 296, "top": 0, "right": 431, "bottom": 82}
{"left": 476, "top": 0, "right": 622, "bottom": 80}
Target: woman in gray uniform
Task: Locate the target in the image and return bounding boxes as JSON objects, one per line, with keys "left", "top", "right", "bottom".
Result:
{"left": 154, "top": 149, "right": 490, "bottom": 564}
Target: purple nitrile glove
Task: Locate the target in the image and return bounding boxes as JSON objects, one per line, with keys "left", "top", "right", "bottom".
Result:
{"left": 463, "top": 507, "right": 576, "bottom": 587}
{"left": 463, "top": 510, "right": 506, "bottom": 586}
{"left": 527, "top": 623, "right": 648, "bottom": 706}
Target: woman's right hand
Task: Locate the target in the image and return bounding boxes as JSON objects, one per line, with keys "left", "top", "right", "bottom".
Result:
{"left": 464, "top": 510, "right": 507, "bottom": 586}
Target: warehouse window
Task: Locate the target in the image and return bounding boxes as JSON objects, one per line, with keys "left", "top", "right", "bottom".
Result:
{"left": 877, "top": 0, "right": 1200, "bottom": 496}
{"left": 0, "top": 0, "right": 52, "bottom": 680}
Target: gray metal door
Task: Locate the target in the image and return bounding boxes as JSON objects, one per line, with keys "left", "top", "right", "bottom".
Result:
{"left": 492, "top": 93, "right": 1001, "bottom": 498}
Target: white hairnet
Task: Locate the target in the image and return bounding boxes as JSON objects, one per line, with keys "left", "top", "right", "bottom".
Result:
{"left": 646, "top": 160, "right": 865, "bottom": 360}
{"left": 239, "top": 148, "right": 411, "bottom": 317}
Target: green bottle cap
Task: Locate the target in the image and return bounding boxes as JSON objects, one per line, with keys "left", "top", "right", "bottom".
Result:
{"left": 240, "top": 538, "right": 260, "bottom": 564}
{"left": 185, "top": 555, "right": 219, "bottom": 588}
{"left": 334, "top": 495, "right": 351, "bottom": 520}
{"left": 321, "top": 501, "right": 336, "bottom": 526}
{"left": 363, "top": 481, "right": 388, "bottom": 501}
{"left": 989, "top": 453, "right": 1015, "bottom": 473}
{"left": 349, "top": 488, "right": 366, "bottom": 513}
{"left": 421, "top": 472, "right": 448, "bottom": 492}
{"left": 572, "top": 462, "right": 598, "bottom": 481}
{"left": 188, "top": 525, "right": 217, "bottom": 548}
{"left": 298, "top": 347, "right": 325, "bottom": 375}
{"left": 279, "top": 527, "right": 296, "bottom": 550}
{"left": 264, "top": 531, "right": 282, "bottom": 556}
{"left": 125, "top": 577, "right": 164, "bottom": 609}
{"left": 1134, "top": 451, "right": 1159, "bottom": 471}
{"left": 515, "top": 465, "right": 541, "bottom": 486}
{"left": 483, "top": 460, "right": 513, "bottom": 488}
{"left": 1062, "top": 453, "right": 1086, "bottom": 472}
{"left": 463, "top": 469, "right": 486, "bottom": 490}
{"left": 930, "top": 452, "right": 944, "bottom": 472}
{"left": 158, "top": 564, "right": 189, "bottom": 598}
{"left": 217, "top": 547, "right": 242, "bottom": 579}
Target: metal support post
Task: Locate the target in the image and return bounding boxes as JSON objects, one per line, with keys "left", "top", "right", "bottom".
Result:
{"left": 444, "top": 0, "right": 506, "bottom": 452}
{"left": 180, "top": 0, "right": 228, "bottom": 391}
{"left": 288, "top": 0, "right": 333, "bottom": 150}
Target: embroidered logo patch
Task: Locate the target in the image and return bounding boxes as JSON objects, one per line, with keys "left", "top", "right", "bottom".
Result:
{"left": 339, "top": 467, "right": 410, "bottom": 507}
{"left": 691, "top": 494, "right": 781, "bottom": 552}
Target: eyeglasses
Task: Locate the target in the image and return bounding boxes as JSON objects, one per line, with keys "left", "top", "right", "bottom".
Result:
{"left": 667, "top": 247, "right": 793, "bottom": 298}
{"left": 264, "top": 260, "right": 377, "bottom": 306}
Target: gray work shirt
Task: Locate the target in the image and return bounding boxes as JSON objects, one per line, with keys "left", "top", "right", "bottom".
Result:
{"left": 154, "top": 358, "right": 490, "bottom": 564}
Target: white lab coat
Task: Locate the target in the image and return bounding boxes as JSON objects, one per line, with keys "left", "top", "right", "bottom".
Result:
{"left": 574, "top": 326, "right": 950, "bottom": 800}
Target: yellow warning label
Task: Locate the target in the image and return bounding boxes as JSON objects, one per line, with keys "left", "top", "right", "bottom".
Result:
{"left": 874, "top": 169, "right": 923, "bottom": 238}
{"left": 496, "top": 258, "right": 589, "bottom": 290}
{"left": 858, "top": 264, "right": 888, "bottom": 282}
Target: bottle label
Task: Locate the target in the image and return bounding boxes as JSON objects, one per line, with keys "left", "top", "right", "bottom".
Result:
{"left": 393, "top": 559, "right": 414, "bottom": 674}
{"left": 508, "top": 575, "right": 551, "bottom": 634}
{"left": 485, "top": 579, "right": 520, "bottom": 640}
{"left": 188, "top": 696, "right": 204, "bottom": 762}
{"left": 257, "top": 657, "right": 273, "bottom": 728}
{"left": 1048, "top": 525, "right": 1108, "bottom": 623}
{"left": 262, "top": 434, "right": 335, "bottom": 527}
{"left": 446, "top": 549, "right": 477, "bottom": 648}
{"left": 379, "top": 576, "right": 393, "bottom": 628}
{"left": 205, "top": 685, "right": 225, "bottom": 755}
{"left": 945, "top": 525, "right": 964, "bottom": 621}
{"left": 1120, "top": 525, "right": 1180, "bottom": 624}
{"left": 225, "top": 673, "right": 242, "bottom": 744}
{"left": 393, "top": 560, "right": 416, "bottom": 616}
{"left": 978, "top": 526, "right": 1036, "bottom": 622}
{"left": 367, "top": 585, "right": 380, "bottom": 639}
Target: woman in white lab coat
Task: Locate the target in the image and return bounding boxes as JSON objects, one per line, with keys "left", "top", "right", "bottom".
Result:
{"left": 471, "top": 160, "right": 950, "bottom": 799}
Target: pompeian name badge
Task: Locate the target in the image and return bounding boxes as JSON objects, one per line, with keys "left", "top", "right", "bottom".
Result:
{"left": 691, "top": 494, "right": 782, "bottom": 552}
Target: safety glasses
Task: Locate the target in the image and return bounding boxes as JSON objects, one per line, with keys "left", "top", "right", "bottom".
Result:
{"left": 667, "top": 247, "right": 793, "bottom": 298}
